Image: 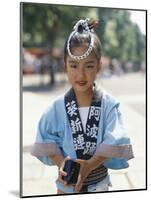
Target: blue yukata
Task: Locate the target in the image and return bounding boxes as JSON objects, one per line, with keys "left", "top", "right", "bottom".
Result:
{"left": 31, "top": 87, "right": 134, "bottom": 193}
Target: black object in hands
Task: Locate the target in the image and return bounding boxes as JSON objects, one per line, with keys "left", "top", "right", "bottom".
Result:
{"left": 62, "top": 160, "right": 80, "bottom": 184}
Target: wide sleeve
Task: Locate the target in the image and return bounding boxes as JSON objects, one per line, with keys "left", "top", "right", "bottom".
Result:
{"left": 95, "top": 102, "right": 134, "bottom": 169}
{"left": 30, "top": 102, "right": 63, "bottom": 166}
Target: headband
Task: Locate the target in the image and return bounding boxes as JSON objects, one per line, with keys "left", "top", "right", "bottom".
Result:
{"left": 67, "top": 18, "right": 94, "bottom": 60}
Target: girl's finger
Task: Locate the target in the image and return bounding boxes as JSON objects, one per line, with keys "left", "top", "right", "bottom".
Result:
{"left": 75, "top": 165, "right": 85, "bottom": 192}
{"left": 57, "top": 176, "right": 67, "bottom": 186}
{"left": 58, "top": 170, "right": 68, "bottom": 186}
{"left": 75, "top": 174, "right": 83, "bottom": 192}
{"left": 59, "top": 169, "right": 67, "bottom": 177}
{"left": 75, "top": 159, "right": 83, "bottom": 165}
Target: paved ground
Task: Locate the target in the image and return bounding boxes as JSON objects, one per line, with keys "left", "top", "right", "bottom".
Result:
{"left": 22, "top": 72, "right": 146, "bottom": 197}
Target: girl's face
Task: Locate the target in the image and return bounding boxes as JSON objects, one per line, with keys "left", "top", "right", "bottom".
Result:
{"left": 65, "top": 46, "right": 101, "bottom": 94}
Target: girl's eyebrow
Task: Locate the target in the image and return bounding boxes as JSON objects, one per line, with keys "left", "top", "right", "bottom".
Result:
{"left": 68, "top": 60, "right": 95, "bottom": 64}
{"left": 85, "top": 61, "right": 95, "bottom": 64}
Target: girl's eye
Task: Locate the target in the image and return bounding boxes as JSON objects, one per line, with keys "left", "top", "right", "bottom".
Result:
{"left": 70, "top": 65, "right": 77, "bottom": 68}
{"left": 86, "top": 65, "right": 94, "bottom": 68}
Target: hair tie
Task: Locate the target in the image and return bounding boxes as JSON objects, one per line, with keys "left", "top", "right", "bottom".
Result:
{"left": 67, "top": 18, "right": 94, "bottom": 60}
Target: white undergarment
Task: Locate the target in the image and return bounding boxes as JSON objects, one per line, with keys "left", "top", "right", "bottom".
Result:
{"left": 78, "top": 107, "right": 89, "bottom": 133}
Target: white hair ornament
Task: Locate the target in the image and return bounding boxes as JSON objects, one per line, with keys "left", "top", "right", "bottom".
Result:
{"left": 67, "top": 18, "right": 94, "bottom": 60}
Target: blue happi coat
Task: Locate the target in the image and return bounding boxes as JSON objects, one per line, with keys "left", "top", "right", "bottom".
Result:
{"left": 31, "top": 89, "right": 134, "bottom": 192}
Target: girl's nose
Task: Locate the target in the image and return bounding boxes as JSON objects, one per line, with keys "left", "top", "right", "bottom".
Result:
{"left": 78, "top": 67, "right": 85, "bottom": 79}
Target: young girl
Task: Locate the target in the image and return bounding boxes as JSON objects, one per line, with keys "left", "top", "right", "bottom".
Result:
{"left": 31, "top": 18, "right": 134, "bottom": 194}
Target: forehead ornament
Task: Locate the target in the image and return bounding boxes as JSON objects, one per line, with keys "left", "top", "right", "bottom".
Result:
{"left": 67, "top": 18, "right": 94, "bottom": 60}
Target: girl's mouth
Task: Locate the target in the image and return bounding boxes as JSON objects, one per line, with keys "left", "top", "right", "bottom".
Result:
{"left": 76, "top": 81, "right": 87, "bottom": 86}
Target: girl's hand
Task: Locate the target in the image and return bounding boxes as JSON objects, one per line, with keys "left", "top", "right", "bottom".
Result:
{"left": 74, "top": 155, "right": 107, "bottom": 192}
{"left": 57, "top": 156, "right": 71, "bottom": 187}
{"left": 74, "top": 159, "right": 92, "bottom": 192}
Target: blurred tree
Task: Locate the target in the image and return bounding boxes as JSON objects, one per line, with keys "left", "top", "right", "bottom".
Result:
{"left": 22, "top": 3, "right": 90, "bottom": 85}
{"left": 22, "top": 3, "right": 90, "bottom": 48}
{"left": 97, "top": 8, "right": 146, "bottom": 71}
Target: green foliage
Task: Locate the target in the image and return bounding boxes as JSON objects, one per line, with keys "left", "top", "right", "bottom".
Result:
{"left": 22, "top": 3, "right": 90, "bottom": 48}
{"left": 97, "top": 8, "right": 146, "bottom": 64}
